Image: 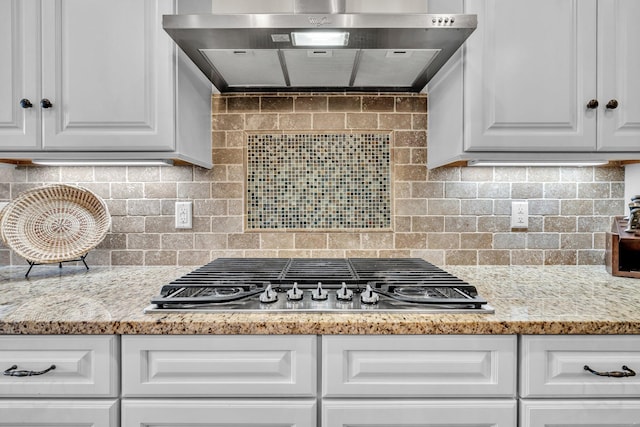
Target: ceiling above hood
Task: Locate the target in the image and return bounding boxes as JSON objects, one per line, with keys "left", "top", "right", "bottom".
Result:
{"left": 162, "top": 1, "right": 477, "bottom": 93}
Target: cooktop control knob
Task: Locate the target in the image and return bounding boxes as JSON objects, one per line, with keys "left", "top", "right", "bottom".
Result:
{"left": 259, "top": 284, "right": 278, "bottom": 303}
{"left": 286, "top": 282, "right": 304, "bottom": 301}
{"left": 336, "top": 282, "right": 353, "bottom": 301}
{"left": 311, "top": 282, "right": 328, "bottom": 301}
{"left": 360, "top": 284, "right": 380, "bottom": 305}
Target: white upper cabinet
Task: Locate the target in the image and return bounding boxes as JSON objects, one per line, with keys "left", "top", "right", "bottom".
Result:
{"left": 0, "top": 0, "right": 213, "bottom": 168}
{"left": 427, "top": 0, "right": 640, "bottom": 168}
{"left": 40, "top": 0, "right": 174, "bottom": 151}
{"left": 598, "top": 0, "right": 640, "bottom": 151}
{"left": 464, "top": 0, "right": 597, "bottom": 152}
{"left": 0, "top": 0, "right": 39, "bottom": 150}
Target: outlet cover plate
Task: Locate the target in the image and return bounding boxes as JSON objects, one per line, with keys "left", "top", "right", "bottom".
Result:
{"left": 175, "top": 201, "right": 193, "bottom": 229}
{"left": 511, "top": 201, "right": 529, "bottom": 229}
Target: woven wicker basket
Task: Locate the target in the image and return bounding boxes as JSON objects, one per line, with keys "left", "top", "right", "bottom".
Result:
{"left": 0, "top": 184, "right": 111, "bottom": 264}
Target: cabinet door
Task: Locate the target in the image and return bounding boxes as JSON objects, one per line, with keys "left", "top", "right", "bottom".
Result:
{"left": 598, "top": 0, "right": 640, "bottom": 152}
{"left": 40, "top": 0, "right": 175, "bottom": 151}
{"left": 520, "top": 335, "right": 640, "bottom": 398}
{"left": 464, "top": 0, "right": 598, "bottom": 152}
{"left": 122, "top": 399, "right": 316, "bottom": 427}
{"left": 323, "top": 335, "right": 516, "bottom": 398}
{"left": 0, "top": 0, "right": 39, "bottom": 150}
{"left": 322, "top": 399, "right": 516, "bottom": 427}
{"left": 0, "top": 399, "right": 118, "bottom": 427}
{"left": 520, "top": 400, "right": 640, "bottom": 427}
{"left": 0, "top": 335, "right": 119, "bottom": 398}
{"left": 122, "top": 335, "right": 317, "bottom": 397}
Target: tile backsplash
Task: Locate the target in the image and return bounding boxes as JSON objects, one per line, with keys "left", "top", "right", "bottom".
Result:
{"left": 0, "top": 94, "right": 625, "bottom": 267}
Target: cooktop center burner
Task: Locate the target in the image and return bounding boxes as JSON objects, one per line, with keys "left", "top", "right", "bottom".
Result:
{"left": 144, "top": 258, "right": 494, "bottom": 314}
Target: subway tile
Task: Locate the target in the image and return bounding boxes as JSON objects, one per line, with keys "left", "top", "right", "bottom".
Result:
{"left": 394, "top": 130, "right": 426, "bottom": 148}
{"left": 226, "top": 131, "right": 245, "bottom": 148}
{"left": 328, "top": 96, "right": 361, "bottom": 112}
{"left": 428, "top": 233, "right": 460, "bottom": 249}
{"left": 161, "top": 165, "right": 193, "bottom": 182}
{"left": 111, "top": 182, "right": 144, "bottom": 199}
{"left": 577, "top": 216, "right": 613, "bottom": 233}
{"left": 411, "top": 148, "right": 427, "bottom": 164}
{"left": 544, "top": 250, "right": 577, "bottom": 265}
{"left": 594, "top": 199, "right": 625, "bottom": 216}
{"left": 279, "top": 113, "right": 313, "bottom": 130}
{"left": 346, "top": 113, "right": 378, "bottom": 129}
{"left": 362, "top": 232, "right": 394, "bottom": 249}
{"left": 127, "top": 167, "right": 160, "bottom": 182}
{"left": 478, "top": 216, "right": 510, "bottom": 232}
{"left": 493, "top": 233, "right": 526, "bottom": 249}
{"left": 144, "top": 250, "right": 177, "bottom": 266}
{"left": 213, "top": 148, "right": 244, "bottom": 165}
{"left": 544, "top": 182, "right": 577, "bottom": 199}
{"left": 595, "top": 166, "right": 624, "bottom": 182}
{"left": 26, "top": 166, "right": 60, "bottom": 183}
{"left": 411, "top": 249, "right": 445, "bottom": 266}
{"left": 105, "top": 199, "right": 127, "bottom": 216}
{"left": 478, "top": 183, "right": 510, "bottom": 199}
{"left": 178, "top": 182, "right": 211, "bottom": 199}
{"left": 127, "top": 234, "right": 160, "bottom": 250}
{"left": 211, "top": 216, "right": 243, "bottom": 233}
{"left": 96, "top": 233, "right": 127, "bottom": 250}
{"left": 211, "top": 95, "right": 227, "bottom": 113}
{"left": 511, "top": 183, "right": 543, "bottom": 199}
{"left": 527, "top": 233, "right": 560, "bottom": 249}
{"left": 578, "top": 182, "right": 611, "bottom": 198}
{"left": 395, "top": 96, "right": 427, "bottom": 112}
{"left": 127, "top": 199, "right": 161, "bottom": 216}
{"left": 111, "top": 250, "right": 143, "bottom": 265}
{"left": 395, "top": 182, "right": 411, "bottom": 198}
{"left": 394, "top": 148, "right": 412, "bottom": 164}
{"left": 412, "top": 182, "right": 444, "bottom": 199}
{"left": 294, "top": 233, "right": 327, "bottom": 249}
{"left": 511, "top": 250, "right": 544, "bottom": 265}
{"left": 527, "top": 167, "right": 560, "bottom": 182}
{"left": 427, "top": 166, "right": 460, "bottom": 182}
{"left": 412, "top": 216, "right": 444, "bottom": 232}
{"left": 578, "top": 250, "right": 605, "bottom": 265}
{"left": 363, "top": 96, "right": 395, "bottom": 112}
{"left": 261, "top": 96, "right": 294, "bottom": 112}
{"left": 144, "top": 217, "right": 175, "bottom": 233}
{"left": 178, "top": 250, "right": 213, "bottom": 266}
{"left": 543, "top": 216, "right": 577, "bottom": 233}
{"left": 529, "top": 200, "right": 560, "bottom": 215}
{"left": 395, "top": 216, "right": 412, "bottom": 232}
{"left": 445, "top": 182, "right": 477, "bottom": 199}
{"left": 246, "top": 113, "right": 278, "bottom": 130}
{"left": 494, "top": 167, "right": 527, "bottom": 182}
{"left": 145, "top": 182, "right": 177, "bottom": 199}
{"left": 445, "top": 250, "right": 477, "bottom": 265}
{"left": 396, "top": 199, "right": 427, "bottom": 215}
{"left": 428, "top": 199, "right": 461, "bottom": 216}
{"left": 227, "top": 96, "right": 259, "bottom": 112}
{"left": 162, "top": 234, "right": 194, "bottom": 250}
{"left": 379, "top": 113, "right": 411, "bottom": 129}
{"left": 111, "top": 216, "right": 145, "bottom": 233}
{"left": 560, "top": 233, "right": 593, "bottom": 250}
{"left": 560, "top": 167, "right": 593, "bottom": 182}
{"left": 561, "top": 199, "right": 593, "bottom": 215}
{"left": 461, "top": 233, "right": 492, "bottom": 249}
{"left": 61, "top": 167, "right": 93, "bottom": 182}
{"left": 328, "top": 233, "right": 361, "bottom": 249}
{"left": 260, "top": 233, "right": 295, "bottom": 249}
{"left": 479, "top": 250, "right": 510, "bottom": 265}
{"left": 212, "top": 114, "right": 244, "bottom": 130}
{"left": 313, "top": 113, "right": 346, "bottom": 129}
{"left": 294, "top": 96, "right": 328, "bottom": 112}
{"left": 412, "top": 113, "right": 427, "bottom": 130}
{"left": 395, "top": 233, "right": 426, "bottom": 249}
{"left": 228, "top": 233, "right": 260, "bottom": 249}
{"left": 445, "top": 216, "right": 477, "bottom": 233}
{"left": 80, "top": 183, "right": 110, "bottom": 199}
{"left": 461, "top": 199, "right": 494, "bottom": 215}
{"left": 394, "top": 164, "right": 427, "bottom": 181}
{"left": 461, "top": 167, "right": 493, "bottom": 182}
{"left": 194, "top": 233, "right": 228, "bottom": 250}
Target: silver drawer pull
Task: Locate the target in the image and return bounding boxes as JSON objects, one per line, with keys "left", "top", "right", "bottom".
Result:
{"left": 584, "top": 365, "right": 636, "bottom": 378}
{"left": 3, "top": 364, "right": 56, "bottom": 377}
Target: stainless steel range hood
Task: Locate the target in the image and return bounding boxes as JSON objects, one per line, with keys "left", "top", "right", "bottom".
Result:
{"left": 163, "top": 0, "right": 476, "bottom": 93}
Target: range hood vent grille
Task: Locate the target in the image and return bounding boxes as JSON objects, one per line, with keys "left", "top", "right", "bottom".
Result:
{"left": 163, "top": 8, "right": 476, "bottom": 93}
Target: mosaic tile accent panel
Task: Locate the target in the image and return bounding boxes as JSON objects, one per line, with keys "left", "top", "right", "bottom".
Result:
{"left": 247, "top": 133, "right": 391, "bottom": 230}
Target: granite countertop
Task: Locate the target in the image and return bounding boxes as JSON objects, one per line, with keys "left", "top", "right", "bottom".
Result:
{"left": 0, "top": 264, "right": 639, "bottom": 335}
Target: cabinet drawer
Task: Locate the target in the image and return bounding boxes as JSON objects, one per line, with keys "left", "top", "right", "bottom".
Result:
{"left": 322, "top": 399, "right": 516, "bottom": 427}
{"left": 322, "top": 335, "right": 516, "bottom": 397}
{"left": 520, "top": 399, "right": 640, "bottom": 427}
{"left": 122, "top": 335, "right": 317, "bottom": 397}
{"left": 122, "top": 399, "right": 316, "bottom": 427}
{"left": 0, "top": 399, "right": 118, "bottom": 427}
{"left": 520, "top": 335, "right": 640, "bottom": 397}
{"left": 0, "top": 335, "right": 119, "bottom": 397}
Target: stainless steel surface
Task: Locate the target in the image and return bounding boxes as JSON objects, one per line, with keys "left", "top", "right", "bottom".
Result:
{"left": 145, "top": 258, "right": 494, "bottom": 314}
{"left": 162, "top": 11, "right": 477, "bottom": 92}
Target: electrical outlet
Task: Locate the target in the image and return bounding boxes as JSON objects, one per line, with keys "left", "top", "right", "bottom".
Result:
{"left": 511, "top": 200, "right": 529, "bottom": 229}
{"left": 175, "top": 201, "right": 192, "bottom": 229}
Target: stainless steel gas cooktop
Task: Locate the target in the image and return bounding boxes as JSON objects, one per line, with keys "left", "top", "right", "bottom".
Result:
{"left": 144, "top": 258, "right": 494, "bottom": 314}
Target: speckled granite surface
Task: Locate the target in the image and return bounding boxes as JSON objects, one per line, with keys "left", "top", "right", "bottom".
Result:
{"left": 0, "top": 264, "right": 639, "bottom": 335}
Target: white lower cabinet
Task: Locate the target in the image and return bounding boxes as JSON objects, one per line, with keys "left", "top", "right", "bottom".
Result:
{"left": 520, "top": 400, "right": 640, "bottom": 427}
{"left": 0, "top": 335, "right": 119, "bottom": 426}
{"left": 122, "top": 399, "right": 316, "bottom": 427}
{"left": 323, "top": 399, "right": 517, "bottom": 427}
{"left": 520, "top": 335, "right": 640, "bottom": 426}
{"left": 0, "top": 399, "right": 118, "bottom": 427}
{"left": 120, "top": 335, "right": 318, "bottom": 427}
{"left": 321, "top": 335, "right": 518, "bottom": 427}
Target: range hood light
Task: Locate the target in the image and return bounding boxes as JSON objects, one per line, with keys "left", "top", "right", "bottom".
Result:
{"left": 31, "top": 160, "right": 174, "bottom": 167}
{"left": 291, "top": 31, "right": 349, "bottom": 47}
{"left": 468, "top": 160, "right": 610, "bottom": 167}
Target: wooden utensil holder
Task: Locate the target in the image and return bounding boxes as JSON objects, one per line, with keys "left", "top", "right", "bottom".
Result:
{"left": 606, "top": 216, "right": 640, "bottom": 278}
